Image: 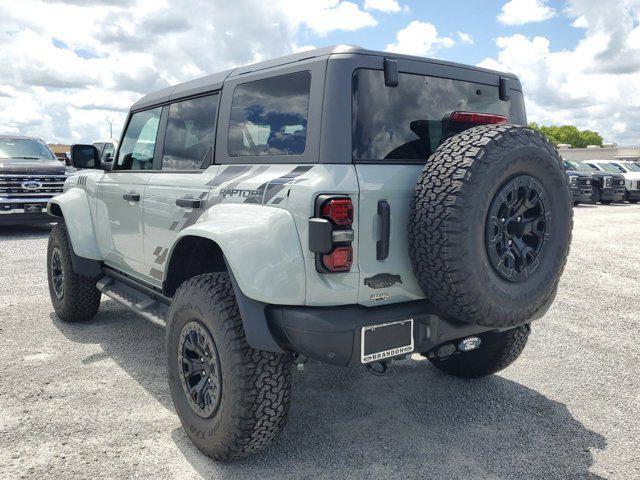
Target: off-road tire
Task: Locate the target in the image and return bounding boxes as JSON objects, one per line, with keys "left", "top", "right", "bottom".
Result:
{"left": 47, "top": 222, "right": 101, "bottom": 322}
{"left": 428, "top": 325, "right": 530, "bottom": 378}
{"left": 409, "top": 124, "right": 572, "bottom": 328}
{"left": 166, "top": 273, "right": 292, "bottom": 461}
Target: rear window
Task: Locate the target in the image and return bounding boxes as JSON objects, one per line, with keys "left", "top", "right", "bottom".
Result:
{"left": 228, "top": 71, "right": 311, "bottom": 157}
{"left": 352, "top": 69, "right": 527, "bottom": 162}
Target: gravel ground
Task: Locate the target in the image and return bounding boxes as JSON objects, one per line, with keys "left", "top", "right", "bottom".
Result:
{"left": 1, "top": 204, "right": 639, "bottom": 480}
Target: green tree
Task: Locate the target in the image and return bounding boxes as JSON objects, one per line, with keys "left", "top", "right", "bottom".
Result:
{"left": 528, "top": 123, "right": 603, "bottom": 148}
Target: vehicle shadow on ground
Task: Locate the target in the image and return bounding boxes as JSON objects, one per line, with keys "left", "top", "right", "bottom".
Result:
{"left": 53, "top": 300, "right": 606, "bottom": 480}
{"left": 0, "top": 224, "right": 52, "bottom": 241}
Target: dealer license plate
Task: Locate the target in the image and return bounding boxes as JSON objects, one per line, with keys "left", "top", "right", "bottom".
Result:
{"left": 24, "top": 204, "right": 44, "bottom": 214}
{"left": 361, "top": 319, "right": 414, "bottom": 364}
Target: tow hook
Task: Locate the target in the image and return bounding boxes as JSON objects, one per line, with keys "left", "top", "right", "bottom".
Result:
{"left": 366, "top": 361, "right": 388, "bottom": 376}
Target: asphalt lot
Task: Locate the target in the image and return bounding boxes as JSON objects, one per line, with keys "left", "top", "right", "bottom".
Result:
{"left": 0, "top": 204, "right": 639, "bottom": 480}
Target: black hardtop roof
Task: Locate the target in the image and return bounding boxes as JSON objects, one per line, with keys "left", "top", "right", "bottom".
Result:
{"left": 131, "top": 44, "right": 518, "bottom": 111}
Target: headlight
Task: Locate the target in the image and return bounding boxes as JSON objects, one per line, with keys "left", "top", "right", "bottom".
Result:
{"left": 585, "top": 179, "right": 590, "bottom": 185}
{"left": 604, "top": 176, "right": 613, "bottom": 188}
{"left": 570, "top": 176, "right": 578, "bottom": 186}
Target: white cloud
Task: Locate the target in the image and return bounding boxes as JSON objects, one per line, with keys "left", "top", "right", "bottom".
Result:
{"left": 0, "top": 0, "right": 378, "bottom": 143}
{"left": 364, "top": 0, "right": 403, "bottom": 13}
{"left": 386, "top": 21, "right": 455, "bottom": 57}
{"left": 457, "top": 31, "right": 474, "bottom": 45}
{"left": 498, "top": 0, "right": 555, "bottom": 25}
{"left": 479, "top": 0, "right": 640, "bottom": 144}
{"left": 283, "top": 0, "right": 376, "bottom": 35}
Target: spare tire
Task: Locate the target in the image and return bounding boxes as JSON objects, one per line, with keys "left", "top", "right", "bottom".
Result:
{"left": 408, "top": 124, "right": 572, "bottom": 328}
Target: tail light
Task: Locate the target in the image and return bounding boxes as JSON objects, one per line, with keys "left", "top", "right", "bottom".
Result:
{"left": 450, "top": 111, "right": 508, "bottom": 125}
{"left": 322, "top": 246, "right": 353, "bottom": 272}
{"left": 309, "top": 195, "right": 354, "bottom": 273}
{"left": 321, "top": 198, "right": 353, "bottom": 226}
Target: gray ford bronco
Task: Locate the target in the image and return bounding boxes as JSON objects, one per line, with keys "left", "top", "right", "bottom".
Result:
{"left": 46, "top": 45, "right": 572, "bottom": 461}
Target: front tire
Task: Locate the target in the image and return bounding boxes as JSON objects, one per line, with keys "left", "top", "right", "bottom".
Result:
{"left": 47, "top": 222, "right": 101, "bottom": 322}
{"left": 428, "top": 326, "right": 530, "bottom": 378}
{"left": 166, "top": 273, "right": 292, "bottom": 461}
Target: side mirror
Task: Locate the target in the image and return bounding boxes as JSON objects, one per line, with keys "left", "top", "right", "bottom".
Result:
{"left": 70, "top": 144, "right": 101, "bottom": 169}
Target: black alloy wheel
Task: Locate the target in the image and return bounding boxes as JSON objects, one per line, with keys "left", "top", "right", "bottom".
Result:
{"left": 50, "top": 246, "right": 64, "bottom": 300}
{"left": 486, "top": 175, "right": 550, "bottom": 282}
{"left": 178, "top": 321, "right": 222, "bottom": 418}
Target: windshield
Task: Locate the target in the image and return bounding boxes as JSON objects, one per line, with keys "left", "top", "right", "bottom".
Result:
{"left": 352, "top": 69, "right": 527, "bottom": 162}
{"left": 621, "top": 162, "right": 640, "bottom": 172}
{"left": 567, "top": 160, "right": 593, "bottom": 172}
{"left": 594, "top": 162, "right": 621, "bottom": 173}
{"left": 0, "top": 138, "right": 56, "bottom": 162}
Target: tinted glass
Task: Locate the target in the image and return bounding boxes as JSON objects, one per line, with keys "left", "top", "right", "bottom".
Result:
{"left": 162, "top": 94, "right": 218, "bottom": 171}
{"left": 352, "top": 69, "right": 527, "bottom": 162}
{"left": 116, "top": 107, "right": 162, "bottom": 170}
{"left": 228, "top": 71, "right": 311, "bottom": 156}
{"left": 0, "top": 138, "right": 56, "bottom": 162}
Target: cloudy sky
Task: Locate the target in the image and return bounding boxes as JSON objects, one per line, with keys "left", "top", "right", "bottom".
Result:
{"left": 1, "top": 0, "right": 639, "bottom": 145}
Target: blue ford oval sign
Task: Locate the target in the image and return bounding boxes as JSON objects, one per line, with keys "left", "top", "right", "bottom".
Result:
{"left": 21, "top": 180, "right": 42, "bottom": 190}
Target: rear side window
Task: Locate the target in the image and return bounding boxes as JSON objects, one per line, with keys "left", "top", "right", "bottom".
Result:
{"left": 228, "top": 71, "right": 311, "bottom": 157}
{"left": 352, "top": 69, "right": 527, "bottom": 162}
{"left": 162, "top": 94, "right": 218, "bottom": 171}
{"left": 117, "top": 107, "right": 162, "bottom": 170}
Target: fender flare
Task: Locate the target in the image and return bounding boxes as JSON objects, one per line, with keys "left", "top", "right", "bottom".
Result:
{"left": 167, "top": 203, "right": 307, "bottom": 353}
{"left": 48, "top": 188, "right": 102, "bottom": 276}
{"left": 170, "top": 203, "right": 306, "bottom": 305}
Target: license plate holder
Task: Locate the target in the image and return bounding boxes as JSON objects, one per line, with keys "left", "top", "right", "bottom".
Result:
{"left": 24, "top": 204, "right": 44, "bottom": 214}
{"left": 361, "top": 319, "right": 414, "bottom": 364}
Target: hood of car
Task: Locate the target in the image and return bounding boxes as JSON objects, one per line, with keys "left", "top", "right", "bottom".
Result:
{"left": 620, "top": 172, "right": 640, "bottom": 180}
{"left": 567, "top": 171, "right": 591, "bottom": 179}
{"left": 0, "top": 158, "right": 66, "bottom": 175}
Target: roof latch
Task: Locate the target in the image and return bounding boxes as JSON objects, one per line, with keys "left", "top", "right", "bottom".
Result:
{"left": 499, "top": 77, "right": 511, "bottom": 101}
{"left": 384, "top": 58, "right": 398, "bottom": 87}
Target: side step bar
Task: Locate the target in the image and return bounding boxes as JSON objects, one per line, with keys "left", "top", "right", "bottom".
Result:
{"left": 97, "top": 276, "right": 168, "bottom": 327}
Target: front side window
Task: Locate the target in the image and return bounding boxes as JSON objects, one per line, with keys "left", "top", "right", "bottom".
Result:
{"left": 228, "top": 71, "right": 311, "bottom": 157}
{"left": 162, "top": 94, "right": 218, "bottom": 171}
{"left": 352, "top": 69, "right": 527, "bottom": 162}
{"left": 116, "top": 107, "right": 162, "bottom": 170}
{"left": 0, "top": 138, "right": 56, "bottom": 162}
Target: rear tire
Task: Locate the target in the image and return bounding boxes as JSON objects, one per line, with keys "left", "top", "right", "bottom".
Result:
{"left": 428, "top": 326, "right": 530, "bottom": 378}
{"left": 166, "top": 273, "right": 292, "bottom": 461}
{"left": 47, "top": 222, "right": 101, "bottom": 322}
{"left": 409, "top": 125, "right": 572, "bottom": 328}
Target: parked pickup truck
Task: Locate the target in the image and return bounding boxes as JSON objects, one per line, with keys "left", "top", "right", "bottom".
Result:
{"left": 605, "top": 160, "right": 640, "bottom": 203}
{"left": 562, "top": 160, "right": 593, "bottom": 205}
{"left": 0, "top": 135, "right": 72, "bottom": 225}
{"left": 46, "top": 45, "right": 572, "bottom": 461}
{"left": 583, "top": 160, "right": 628, "bottom": 203}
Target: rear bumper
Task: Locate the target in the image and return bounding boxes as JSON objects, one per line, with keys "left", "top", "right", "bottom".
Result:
{"left": 267, "top": 300, "right": 522, "bottom": 367}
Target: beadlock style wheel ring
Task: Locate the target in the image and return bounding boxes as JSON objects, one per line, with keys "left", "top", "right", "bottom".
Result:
{"left": 485, "top": 175, "right": 551, "bottom": 282}
{"left": 177, "top": 321, "right": 222, "bottom": 418}
{"left": 50, "top": 247, "right": 64, "bottom": 300}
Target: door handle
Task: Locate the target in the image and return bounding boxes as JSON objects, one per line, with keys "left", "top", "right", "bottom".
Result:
{"left": 377, "top": 200, "right": 390, "bottom": 260}
{"left": 176, "top": 198, "right": 201, "bottom": 209}
{"left": 123, "top": 192, "right": 140, "bottom": 202}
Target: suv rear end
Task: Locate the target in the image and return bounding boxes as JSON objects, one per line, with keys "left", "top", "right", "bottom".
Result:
{"left": 0, "top": 135, "right": 68, "bottom": 225}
